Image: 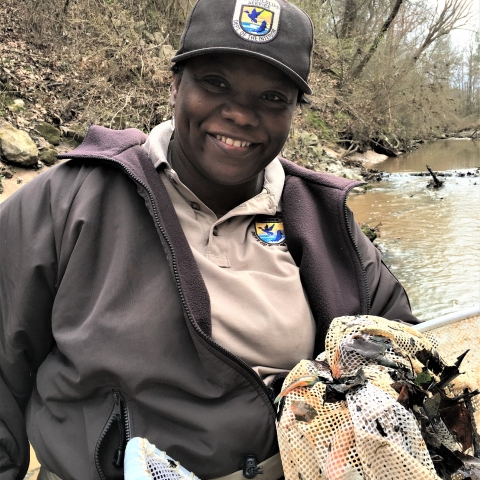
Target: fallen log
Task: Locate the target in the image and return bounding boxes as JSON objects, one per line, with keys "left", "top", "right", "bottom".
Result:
{"left": 426, "top": 164, "right": 444, "bottom": 188}
{"left": 406, "top": 170, "right": 479, "bottom": 177}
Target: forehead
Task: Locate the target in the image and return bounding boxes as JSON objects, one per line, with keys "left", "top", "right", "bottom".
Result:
{"left": 183, "top": 54, "right": 298, "bottom": 92}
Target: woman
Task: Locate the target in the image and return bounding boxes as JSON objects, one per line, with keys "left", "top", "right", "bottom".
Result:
{"left": 0, "top": 0, "right": 418, "bottom": 479}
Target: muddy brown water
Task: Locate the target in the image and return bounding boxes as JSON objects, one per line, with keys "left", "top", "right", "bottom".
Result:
{"left": 348, "top": 139, "right": 480, "bottom": 321}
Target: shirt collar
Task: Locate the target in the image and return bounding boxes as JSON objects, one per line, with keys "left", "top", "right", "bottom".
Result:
{"left": 142, "top": 121, "right": 173, "bottom": 169}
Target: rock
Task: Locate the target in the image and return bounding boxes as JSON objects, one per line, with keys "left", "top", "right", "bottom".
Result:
{"left": 362, "top": 168, "right": 383, "bottom": 182}
{"left": 315, "top": 160, "right": 360, "bottom": 180}
{"left": 283, "top": 130, "right": 364, "bottom": 182}
{"left": 159, "top": 44, "right": 175, "bottom": 61}
{"left": 298, "top": 131, "right": 319, "bottom": 146}
{"left": 135, "top": 21, "right": 145, "bottom": 30}
{"left": 39, "top": 145, "right": 58, "bottom": 165}
{"left": 7, "top": 99, "right": 25, "bottom": 113}
{"left": 35, "top": 122, "right": 61, "bottom": 146}
{"left": 153, "top": 31, "right": 164, "bottom": 43}
{"left": 35, "top": 135, "right": 52, "bottom": 149}
{"left": 0, "top": 164, "right": 15, "bottom": 178}
{"left": 0, "top": 120, "right": 39, "bottom": 166}
{"left": 143, "top": 31, "right": 155, "bottom": 43}
{"left": 361, "top": 223, "right": 379, "bottom": 242}
{"left": 60, "top": 125, "right": 86, "bottom": 143}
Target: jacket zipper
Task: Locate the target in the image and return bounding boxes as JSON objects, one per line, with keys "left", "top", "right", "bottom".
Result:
{"left": 343, "top": 184, "right": 371, "bottom": 314}
{"left": 95, "top": 390, "right": 131, "bottom": 480}
{"left": 112, "top": 391, "right": 131, "bottom": 467}
{"left": 70, "top": 155, "right": 277, "bottom": 419}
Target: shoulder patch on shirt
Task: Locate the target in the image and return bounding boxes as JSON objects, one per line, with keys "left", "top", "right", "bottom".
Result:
{"left": 252, "top": 215, "right": 286, "bottom": 246}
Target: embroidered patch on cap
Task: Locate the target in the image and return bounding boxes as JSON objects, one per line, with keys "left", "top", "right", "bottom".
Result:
{"left": 253, "top": 216, "right": 286, "bottom": 245}
{"left": 232, "top": 0, "right": 281, "bottom": 43}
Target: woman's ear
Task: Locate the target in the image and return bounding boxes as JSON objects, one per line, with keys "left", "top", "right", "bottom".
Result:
{"left": 169, "top": 76, "right": 180, "bottom": 108}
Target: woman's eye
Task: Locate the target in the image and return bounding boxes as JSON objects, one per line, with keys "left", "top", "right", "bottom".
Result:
{"left": 262, "top": 93, "right": 285, "bottom": 103}
{"left": 205, "top": 78, "right": 227, "bottom": 88}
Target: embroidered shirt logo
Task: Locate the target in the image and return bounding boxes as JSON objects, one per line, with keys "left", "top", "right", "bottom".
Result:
{"left": 253, "top": 216, "right": 286, "bottom": 245}
{"left": 232, "top": 0, "right": 281, "bottom": 43}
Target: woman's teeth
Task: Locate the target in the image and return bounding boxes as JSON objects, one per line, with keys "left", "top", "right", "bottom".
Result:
{"left": 215, "top": 135, "right": 251, "bottom": 148}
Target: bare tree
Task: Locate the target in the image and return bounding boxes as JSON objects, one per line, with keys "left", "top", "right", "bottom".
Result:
{"left": 463, "top": 34, "right": 480, "bottom": 114}
{"left": 412, "top": 0, "right": 473, "bottom": 62}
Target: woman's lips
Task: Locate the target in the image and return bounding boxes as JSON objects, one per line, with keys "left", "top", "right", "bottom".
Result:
{"left": 214, "top": 134, "right": 252, "bottom": 148}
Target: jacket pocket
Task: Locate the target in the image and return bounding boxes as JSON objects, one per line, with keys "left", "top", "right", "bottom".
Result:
{"left": 95, "top": 390, "right": 132, "bottom": 480}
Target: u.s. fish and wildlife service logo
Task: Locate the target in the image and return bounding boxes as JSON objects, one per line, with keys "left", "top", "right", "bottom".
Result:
{"left": 253, "top": 215, "right": 286, "bottom": 246}
{"left": 232, "top": 0, "right": 281, "bottom": 43}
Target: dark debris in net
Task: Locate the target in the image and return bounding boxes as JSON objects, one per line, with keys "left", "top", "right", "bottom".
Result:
{"left": 396, "top": 348, "right": 480, "bottom": 479}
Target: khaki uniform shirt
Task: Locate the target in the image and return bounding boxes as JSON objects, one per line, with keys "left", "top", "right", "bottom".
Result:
{"left": 143, "top": 122, "right": 315, "bottom": 384}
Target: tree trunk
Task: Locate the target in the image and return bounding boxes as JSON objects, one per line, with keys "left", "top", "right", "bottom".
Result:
{"left": 350, "top": 0, "right": 404, "bottom": 79}
{"left": 339, "top": 0, "right": 358, "bottom": 38}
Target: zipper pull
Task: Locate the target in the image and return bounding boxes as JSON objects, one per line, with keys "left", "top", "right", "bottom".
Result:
{"left": 112, "top": 392, "right": 126, "bottom": 467}
{"left": 113, "top": 447, "right": 124, "bottom": 467}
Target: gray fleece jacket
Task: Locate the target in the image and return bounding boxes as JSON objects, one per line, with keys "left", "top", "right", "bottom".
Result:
{"left": 0, "top": 126, "right": 418, "bottom": 480}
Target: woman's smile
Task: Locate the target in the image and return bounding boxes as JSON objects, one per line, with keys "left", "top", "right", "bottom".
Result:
{"left": 213, "top": 134, "right": 252, "bottom": 149}
{"left": 209, "top": 133, "right": 259, "bottom": 157}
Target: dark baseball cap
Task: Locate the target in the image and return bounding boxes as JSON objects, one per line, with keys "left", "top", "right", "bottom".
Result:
{"left": 171, "top": 0, "right": 314, "bottom": 95}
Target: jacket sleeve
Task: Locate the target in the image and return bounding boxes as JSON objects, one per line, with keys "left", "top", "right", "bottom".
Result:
{"left": 348, "top": 209, "right": 420, "bottom": 324}
{"left": 0, "top": 161, "right": 92, "bottom": 479}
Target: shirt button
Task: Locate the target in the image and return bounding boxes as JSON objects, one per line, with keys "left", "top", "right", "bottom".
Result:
{"left": 191, "top": 202, "right": 200, "bottom": 211}
{"left": 213, "top": 226, "right": 219, "bottom": 236}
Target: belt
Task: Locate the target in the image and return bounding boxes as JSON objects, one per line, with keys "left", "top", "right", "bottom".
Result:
{"left": 211, "top": 453, "right": 283, "bottom": 480}
{"left": 39, "top": 452, "right": 283, "bottom": 480}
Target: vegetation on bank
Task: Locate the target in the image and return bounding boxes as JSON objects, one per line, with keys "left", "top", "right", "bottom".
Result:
{"left": 0, "top": 0, "right": 479, "bottom": 157}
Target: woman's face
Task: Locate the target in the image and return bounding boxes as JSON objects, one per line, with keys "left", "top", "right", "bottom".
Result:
{"left": 171, "top": 54, "right": 298, "bottom": 187}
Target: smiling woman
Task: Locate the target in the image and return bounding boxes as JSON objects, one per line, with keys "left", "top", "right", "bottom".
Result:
{"left": 0, "top": 1, "right": 420, "bottom": 480}
{"left": 171, "top": 54, "right": 298, "bottom": 216}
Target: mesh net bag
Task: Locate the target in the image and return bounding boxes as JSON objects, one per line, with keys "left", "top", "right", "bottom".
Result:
{"left": 276, "top": 315, "right": 480, "bottom": 480}
{"left": 124, "top": 437, "right": 200, "bottom": 480}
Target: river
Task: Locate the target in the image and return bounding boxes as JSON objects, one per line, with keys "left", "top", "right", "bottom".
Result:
{"left": 347, "top": 139, "right": 480, "bottom": 321}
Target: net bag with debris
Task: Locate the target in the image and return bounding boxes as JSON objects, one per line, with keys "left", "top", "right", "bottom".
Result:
{"left": 276, "top": 315, "right": 480, "bottom": 480}
{"left": 124, "top": 437, "right": 200, "bottom": 480}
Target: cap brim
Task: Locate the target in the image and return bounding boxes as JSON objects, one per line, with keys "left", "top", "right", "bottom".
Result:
{"left": 171, "top": 47, "right": 312, "bottom": 95}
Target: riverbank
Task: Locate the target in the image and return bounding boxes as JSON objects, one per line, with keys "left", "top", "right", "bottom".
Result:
{"left": 2, "top": 117, "right": 478, "bottom": 205}
{"left": 0, "top": 116, "right": 399, "bottom": 202}
{"left": 1, "top": 0, "right": 479, "bottom": 196}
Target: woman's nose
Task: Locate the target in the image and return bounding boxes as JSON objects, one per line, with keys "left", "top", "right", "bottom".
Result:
{"left": 221, "top": 101, "right": 260, "bottom": 128}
